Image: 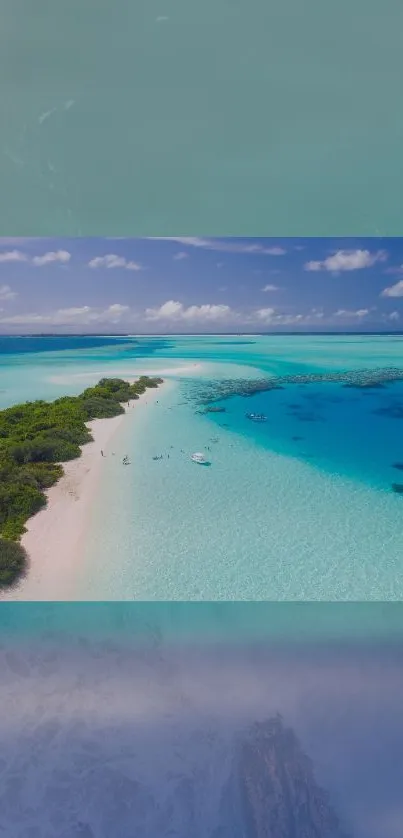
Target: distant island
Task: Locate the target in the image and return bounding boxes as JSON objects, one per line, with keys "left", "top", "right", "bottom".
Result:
{"left": 0, "top": 376, "right": 163, "bottom": 589}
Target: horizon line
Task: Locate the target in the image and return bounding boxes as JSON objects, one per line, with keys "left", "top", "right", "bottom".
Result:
{"left": 1, "top": 330, "right": 403, "bottom": 338}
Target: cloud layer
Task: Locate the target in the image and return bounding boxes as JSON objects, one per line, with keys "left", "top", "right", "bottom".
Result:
{"left": 381, "top": 279, "right": 403, "bottom": 298}
{"left": 0, "top": 284, "right": 17, "bottom": 302}
{"left": 0, "top": 239, "right": 401, "bottom": 332}
{"left": 0, "top": 304, "right": 129, "bottom": 327}
{"left": 149, "top": 238, "right": 287, "bottom": 256}
{"left": 145, "top": 300, "right": 234, "bottom": 322}
{"left": 88, "top": 255, "right": 142, "bottom": 271}
{"left": 0, "top": 250, "right": 71, "bottom": 266}
{"left": 305, "top": 249, "right": 387, "bottom": 273}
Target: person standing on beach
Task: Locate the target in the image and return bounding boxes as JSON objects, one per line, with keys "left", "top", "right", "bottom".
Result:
{"left": 101, "top": 450, "right": 104, "bottom": 457}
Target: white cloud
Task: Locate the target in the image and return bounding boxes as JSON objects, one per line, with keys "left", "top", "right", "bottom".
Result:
{"left": 148, "top": 238, "right": 286, "bottom": 256}
{"left": 252, "top": 307, "right": 347, "bottom": 326}
{"left": 389, "top": 311, "right": 400, "bottom": 321}
{"left": 381, "top": 279, "right": 403, "bottom": 297}
{"left": 262, "top": 284, "right": 280, "bottom": 292}
{"left": 0, "top": 303, "right": 130, "bottom": 327}
{"left": 145, "top": 301, "right": 183, "bottom": 320}
{"left": 149, "top": 237, "right": 207, "bottom": 247}
{"left": 0, "top": 284, "right": 17, "bottom": 301}
{"left": 145, "top": 299, "right": 234, "bottom": 322}
{"left": 0, "top": 249, "right": 71, "bottom": 266}
{"left": 173, "top": 252, "right": 188, "bottom": 261}
{"left": 255, "top": 307, "right": 276, "bottom": 321}
{"left": 255, "top": 306, "right": 373, "bottom": 326}
{"left": 54, "top": 307, "right": 93, "bottom": 320}
{"left": 254, "top": 308, "right": 304, "bottom": 325}
{"left": 32, "top": 250, "right": 71, "bottom": 266}
{"left": 0, "top": 250, "right": 28, "bottom": 263}
{"left": 107, "top": 303, "right": 129, "bottom": 316}
{"left": 88, "top": 254, "right": 142, "bottom": 270}
{"left": 333, "top": 308, "right": 369, "bottom": 318}
{"left": 305, "top": 250, "right": 387, "bottom": 273}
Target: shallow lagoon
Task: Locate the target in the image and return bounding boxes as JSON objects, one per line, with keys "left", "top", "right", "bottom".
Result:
{"left": 1, "top": 334, "right": 403, "bottom": 599}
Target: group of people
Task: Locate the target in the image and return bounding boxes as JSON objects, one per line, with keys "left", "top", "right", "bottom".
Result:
{"left": 101, "top": 450, "right": 130, "bottom": 465}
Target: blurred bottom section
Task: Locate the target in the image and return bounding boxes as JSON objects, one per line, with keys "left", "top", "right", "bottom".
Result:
{"left": 0, "top": 602, "right": 402, "bottom": 838}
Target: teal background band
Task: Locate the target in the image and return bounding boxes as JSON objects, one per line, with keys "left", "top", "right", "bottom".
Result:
{"left": 1, "top": 602, "right": 403, "bottom": 644}
{"left": 1, "top": 0, "right": 402, "bottom": 236}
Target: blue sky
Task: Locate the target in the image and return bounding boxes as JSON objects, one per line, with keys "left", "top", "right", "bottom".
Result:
{"left": 0, "top": 237, "right": 402, "bottom": 333}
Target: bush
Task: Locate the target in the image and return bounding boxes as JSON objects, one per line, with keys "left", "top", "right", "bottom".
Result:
{"left": 1, "top": 517, "right": 27, "bottom": 541}
{"left": 39, "top": 426, "right": 92, "bottom": 445}
{"left": 80, "top": 397, "right": 125, "bottom": 420}
{"left": 0, "top": 375, "right": 162, "bottom": 547}
{"left": 0, "top": 483, "right": 46, "bottom": 527}
{"left": 0, "top": 538, "right": 28, "bottom": 588}
{"left": 21, "top": 462, "right": 64, "bottom": 489}
{"left": 138, "top": 376, "right": 162, "bottom": 388}
{"left": 80, "top": 385, "right": 112, "bottom": 401}
{"left": 98, "top": 378, "right": 128, "bottom": 393}
{"left": 110, "top": 388, "right": 133, "bottom": 402}
{"left": 9, "top": 437, "right": 81, "bottom": 465}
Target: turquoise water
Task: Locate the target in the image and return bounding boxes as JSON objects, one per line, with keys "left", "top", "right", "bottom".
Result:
{"left": 2, "top": 1, "right": 403, "bottom": 236}
{"left": 1, "top": 334, "right": 403, "bottom": 599}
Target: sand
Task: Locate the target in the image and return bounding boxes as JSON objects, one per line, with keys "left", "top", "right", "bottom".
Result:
{"left": 0, "top": 364, "right": 202, "bottom": 601}
{"left": 1, "top": 386, "right": 162, "bottom": 601}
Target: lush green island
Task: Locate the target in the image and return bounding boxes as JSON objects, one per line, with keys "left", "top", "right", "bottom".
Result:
{"left": 0, "top": 376, "right": 163, "bottom": 589}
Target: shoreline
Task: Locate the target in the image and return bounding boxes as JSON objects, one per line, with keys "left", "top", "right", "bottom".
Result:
{"left": 46, "top": 362, "right": 204, "bottom": 388}
{"left": 1, "top": 385, "right": 163, "bottom": 601}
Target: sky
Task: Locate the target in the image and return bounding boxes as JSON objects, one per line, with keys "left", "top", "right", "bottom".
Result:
{"left": 0, "top": 236, "right": 402, "bottom": 334}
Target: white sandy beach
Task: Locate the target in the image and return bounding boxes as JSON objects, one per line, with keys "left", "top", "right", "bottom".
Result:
{"left": 1, "top": 385, "right": 163, "bottom": 601}
{"left": 0, "top": 363, "right": 202, "bottom": 601}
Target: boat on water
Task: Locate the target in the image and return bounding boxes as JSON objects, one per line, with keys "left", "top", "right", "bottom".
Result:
{"left": 245, "top": 412, "right": 268, "bottom": 423}
{"left": 191, "top": 452, "right": 210, "bottom": 465}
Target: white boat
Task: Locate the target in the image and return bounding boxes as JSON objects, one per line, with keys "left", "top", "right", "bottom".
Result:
{"left": 191, "top": 452, "right": 208, "bottom": 464}
{"left": 245, "top": 412, "right": 268, "bottom": 423}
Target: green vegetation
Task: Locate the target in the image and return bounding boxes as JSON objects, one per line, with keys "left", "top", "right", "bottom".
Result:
{"left": 0, "top": 539, "right": 28, "bottom": 589}
{"left": 0, "top": 376, "right": 163, "bottom": 589}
